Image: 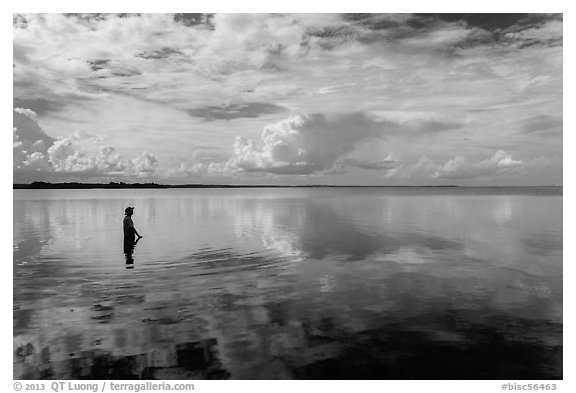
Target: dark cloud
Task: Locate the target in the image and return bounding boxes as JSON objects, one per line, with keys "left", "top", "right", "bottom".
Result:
{"left": 307, "top": 15, "right": 439, "bottom": 49}
{"left": 138, "top": 47, "right": 184, "bottom": 60}
{"left": 188, "top": 102, "right": 286, "bottom": 121}
{"left": 13, "top": 109, "right": 55, "bottom": 148}
{"left": 344, "top": 13, "right": 562, "bottom": 49}
{"left": 173, "top": 13, "right": 214, "bottom": 27}
{"left": 64, "top": 13, "right": 110, "bottom": 23}
{"left": 433, "top": 13, "right": 561, "bottom": 32}
{"left": 87, "top": 59, "right": 142, "bottom": 78}
{"left": 523, "top": 115, "right": 563, "bottom": 134}
{"left": 348, "top": 13, "right": 561, "bottom": 34}
{"left": 306, "top": 25, "right": 359, "bottom": 49}
{"left": 13, "top": 14, "right": 28, "bottom": 28}
{"left": 14, "top": 90, "right": 95, "bottom": 115}
{"left": 116, "top": 13, "right": 142, "bottom": 19}
{"left": 110, "top": 68, "right": 142, "bottom": 77}
{"left": 13, "top": 108, "right": 55, "bottom": 179}
{"left": 88, "top": 59, "right": 110, "bottom": 71}
{"left": 13, "top": 98, "right": 63, "bottom": 116}
{"left": 344, "top": 14, "right": 441, "bottom": 42}
{"left": 445, "top": 13, "right": 563, "bottom": 49}
{"left": 344, "top": 14, "right": 403, "bottom": 29}
{"left": 411, "top": 119, "right": 463, "bottom": 134}
{"left": 64, "top": 14, "right": 142, "bottom": 23}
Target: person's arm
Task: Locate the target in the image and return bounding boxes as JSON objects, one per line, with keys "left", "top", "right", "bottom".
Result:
{"left": 131, "top": 219, "right": 142, "bottom": 238}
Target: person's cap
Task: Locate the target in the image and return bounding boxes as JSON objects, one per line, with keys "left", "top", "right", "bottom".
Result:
{"left": 125, "top": 206, "right": 134, "bottom": 213}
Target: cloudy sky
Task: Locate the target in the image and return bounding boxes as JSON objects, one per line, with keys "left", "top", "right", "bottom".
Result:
{"left": 13, "top": 13, "right": 563, "bottom": 185}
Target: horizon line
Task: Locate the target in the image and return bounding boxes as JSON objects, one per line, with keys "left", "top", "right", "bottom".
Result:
{"left": 13, "top": 181, "right": 563, "bottom": 189}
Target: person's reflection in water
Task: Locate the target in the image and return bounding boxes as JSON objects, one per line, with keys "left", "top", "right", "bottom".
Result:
{"left": 123, "top": 206, "right": 143, "bottom": 269}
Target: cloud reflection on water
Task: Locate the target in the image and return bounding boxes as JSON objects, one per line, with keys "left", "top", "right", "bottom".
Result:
{"left": 13, "top": 188, "right": 562, "bottom": 379}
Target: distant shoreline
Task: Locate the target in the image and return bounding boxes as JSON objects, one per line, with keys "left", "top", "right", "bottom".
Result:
{"left": 13, "top": 182, "right": 562, "bottom": 190}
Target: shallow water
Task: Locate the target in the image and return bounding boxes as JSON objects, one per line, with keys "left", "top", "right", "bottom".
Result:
{"left": 13, "top": 187, "right": 562, "bottom": 379}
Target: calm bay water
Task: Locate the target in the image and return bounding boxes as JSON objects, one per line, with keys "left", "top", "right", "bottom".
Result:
{"left": 13, "top": 187, "right": 562, "bottom": 379}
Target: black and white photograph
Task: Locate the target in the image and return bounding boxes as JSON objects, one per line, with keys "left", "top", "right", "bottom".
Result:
{"left": 12, "top": 6, "right": 564, "bottom": 386}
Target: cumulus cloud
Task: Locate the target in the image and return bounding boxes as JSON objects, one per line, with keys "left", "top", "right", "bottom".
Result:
{"left": 163, "top": 149, "right": 235, "bottom": 179}
{"left": 388, "top": 150, "right": 524, "bottom": 180}
{"left": 130, "top": 152, "right": 158, "bottom": 174}
{"left": 13, "top": 107, "right": 159, "bottom": 182}
{"left": 441, "top": 151, "right": 523, "bottom": 179}
{"left": 164, "top": 159, "right": 236, "bottom": 180}
{"left": 163, "top": 111, "right": 468, "bottom": 179}
{"left": 14, "top": 107, "right": 38, "bottom": 121}
{"left": 22, "top": 152, "right": 51, "bottom": 171}
{"left": 225, "top": 112, "right": 386, "bottom": 175}
{"left": 13, "top": 108, "right": 55, "bottom": 172}
{"left": 41, "top": 139, "right": 158, "bottom": 177}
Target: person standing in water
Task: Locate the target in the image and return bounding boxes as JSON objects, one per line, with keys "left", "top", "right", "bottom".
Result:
{"left": 123, "top": 207, "right": 142, "bottom": 268}
{"left": 123, "top": 206, "right": 142, "bottom": 244}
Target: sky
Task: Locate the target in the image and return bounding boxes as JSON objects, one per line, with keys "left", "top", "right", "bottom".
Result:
{"left": 12, "top": 13, "right": 563, "bottom": 185}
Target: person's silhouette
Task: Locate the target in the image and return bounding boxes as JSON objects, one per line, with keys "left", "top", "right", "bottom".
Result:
{"left": 123, "top": 207, "right": 142, "bottom": 241}
{"left": 123, "top": 207, "right": 142, "bottom": 269}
